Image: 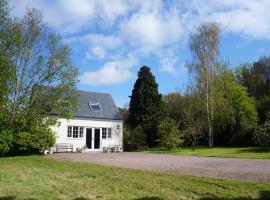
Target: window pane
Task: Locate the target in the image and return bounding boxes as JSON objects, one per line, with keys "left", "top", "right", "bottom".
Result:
{"left": 79, "top": 127, "right": 84, "bottom": 138}
{"left": 102, "top": 128, "right": 106, "bottom": 139}
{"left": 67, "top": 126, "right": 72, "bottom": 137}
{"left": 107, "top": 128, "right": 112, "bottom": 138}
{"left": 73, "top": 126, "right": 78, "bottom": 138}
{"left": 89, "top": 102, "right": 102, "bottom": 111}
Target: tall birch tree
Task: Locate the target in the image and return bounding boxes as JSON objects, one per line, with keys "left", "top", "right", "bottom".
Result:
{"left": 188, "top": 22, "right": 220, "bottom": 147}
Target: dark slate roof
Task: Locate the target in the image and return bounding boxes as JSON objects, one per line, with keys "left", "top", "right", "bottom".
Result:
{"left": 74, "top": 90, "right": 123, "bottom": 120}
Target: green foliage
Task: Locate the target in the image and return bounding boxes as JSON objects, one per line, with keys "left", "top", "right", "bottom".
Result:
{"left": 234, "top": 57, "right": 270, "bottom": 127}
{"left": 0, "top": 0, "right": 78, "bottom": 156}
{"left": 188, "top": 22, "right": 220, "bottom": 148}
{"left": 163, "top": 91, "right": 204, "bottom": 147}
{"left": 256, "top": 95, "right": 270, "bottom": 123}
{"left": 235, "top": 57, "right": 270, "bottom": 99}
{"left": 129, "top": 66, "right": 164, "bottom": 146}
{"left": 0, "top": 130, "right": 14, "bottom": 156}
{"left": 157, "top": 117, "right": 183, "bottom": 149}
{"left": 254, "top": 113, "right": 270, "bottom": 146}
{"left": 123, "top": 125, "right": 147, "bottom": 151}
{"left": 16, "top": 132, "right": 33, "bottom": 151}
{"left": 161, "top": 70, "right": 258, "bottom": 147}
{"left": 226, "top": 82, "right": 258, "bottom": 139}
{"left": 163, "top": 92, "right": 185, "bottom": 127}
{"left": 15, "top": 128, "right": 55, "bottom": 152}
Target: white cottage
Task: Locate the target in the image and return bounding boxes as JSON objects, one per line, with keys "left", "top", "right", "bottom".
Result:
{"left": 51, "top": 90, "right": 123, "bottom": 152}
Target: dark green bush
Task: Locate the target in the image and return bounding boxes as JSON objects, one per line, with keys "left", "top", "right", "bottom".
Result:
{"left": 0, "top": 130, "right": 14, "bottom": 156}
{"left": 15, "top": 127, "right": 55, "bottom": 153}
{"left": 123, "top": 125, "right": 148, "bottom": 151}
{"left": 254, "top": 113, "right": 270, "bottom": 146}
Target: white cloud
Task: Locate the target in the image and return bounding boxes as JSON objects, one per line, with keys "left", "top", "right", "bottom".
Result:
{"left": 79, "top": 34, "right": 122, "bottom": 49}
{"left": 120, "top": 10, "right": 182, "bottom": 51}
{"left": 11, "top": 0, "right": 270, "bottom": 39}
{"left": 96, "top": 0, "right": 130, "bottom": 23}
{"left": 86, "top": 46, "right": 106, "bottom": 60}
{"left": 68, "top": 33, "right": 123, "bottom": 61}
{"left": 10, "top": 0, "right": 131, "bottom": 35}
{"left": 159, "top": 53, "right": 178, "bottom": 74}
{"left": 9, "top": 0, "right": 270, "bottom": 86}
{"left": 80, "top": 56, "right": 138, "bottom": 85}
{"left": 185, "top": 0, "right": 270, "bottom": 39}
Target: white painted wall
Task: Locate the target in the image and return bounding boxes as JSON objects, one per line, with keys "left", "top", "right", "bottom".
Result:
{"left": 51, "top": 117, "right": 123, "bottom": 152}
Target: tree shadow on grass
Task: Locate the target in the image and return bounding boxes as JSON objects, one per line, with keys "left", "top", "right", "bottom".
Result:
{"left": 0, "top": 197, "right": 15, "bottom": 200}
{"left": 199, "top": 190, "right": 270, "bottom": 200}
{"left": 239, "top": 147, "right": 270, "bottom": 153}
{"left": 0, "top": 197, "right": 37, "bottom": 200}
{"left": 0, "top": 197, "right": 91, "bottom": 200}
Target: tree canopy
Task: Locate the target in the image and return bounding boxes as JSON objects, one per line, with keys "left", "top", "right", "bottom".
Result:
{"left": 188, "top": 22, "right": 220, "bottom": 147}
{"left": 128, "top": 66, "right": 164, "bottom": 146}
{"left": 0, "top": 0, "right": 78, "bottom": 155}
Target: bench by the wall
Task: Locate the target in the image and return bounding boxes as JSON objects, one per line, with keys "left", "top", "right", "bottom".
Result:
{"left": 55, "top": 143, "right": 73, "bottom": 152}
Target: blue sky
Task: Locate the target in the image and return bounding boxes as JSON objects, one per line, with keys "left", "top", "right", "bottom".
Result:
{"left": 10, "top": 0, "right": 270, "bottom": 107}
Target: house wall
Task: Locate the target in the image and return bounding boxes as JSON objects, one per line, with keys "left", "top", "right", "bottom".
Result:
{"left": 51, "top": 117, "right": 123, "bottom": 152}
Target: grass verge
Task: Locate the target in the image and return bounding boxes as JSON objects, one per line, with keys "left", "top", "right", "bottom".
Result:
{"left": 141, "top": 146, "right": 270, "bottom": 159}
{"left": 0, "top": 155, "right": 269, "bottom": 199}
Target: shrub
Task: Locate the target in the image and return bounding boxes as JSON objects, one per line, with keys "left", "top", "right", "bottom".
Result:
{"left": 32, "top": 126, "right": 55, "bottom": 150}
{"left": 123, "top": 125, "right": 149, "bottom": 151}
{"left": 15, "top": 127, "right": 55, "bottom": 153}
{"left": 156, "top": 117, "right": 184, "bottom": 149}
{"left": 0, "top": 130, "right": 14, "bottom": 156}
{"left": 253, "top": 113, "right": 270, "bottom": 146}
{"left": 16, "top": 131, "right": 33, "bottom": 151}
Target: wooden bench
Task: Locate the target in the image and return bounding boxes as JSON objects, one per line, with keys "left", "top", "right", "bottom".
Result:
{"left": 55, "top": 143, "right": 73, "bottom": 152}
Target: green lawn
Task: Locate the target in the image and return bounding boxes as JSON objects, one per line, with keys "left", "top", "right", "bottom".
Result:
{"left": 142, "top": 146, "right": 270, "bottom": 159}
{"left": 0, "top": 156, "right": 269, "bottom": 200}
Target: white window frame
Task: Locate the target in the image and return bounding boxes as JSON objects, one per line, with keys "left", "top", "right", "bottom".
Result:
{"left": 101, "top": 128, "right": 112, "bottom": 140}
{"left": 67, "top": 126, "right": 72, "bottom": 138}
{"left": 79, "top": 127, "right": 84, "bottom": 138}
{"left": 88, "top": 102, "right": 102, "bottom": 112}
{"left": 102, "top": 128, "right": 107, "bottom": 139}
{"left": 73, "top": 126, "right": 78, "bottom": 138}
{"left": 67, "top": 126, "right": 84, "bottom": 139}
{"left": 107, "top": 128, "right": 112, "bottom": 139}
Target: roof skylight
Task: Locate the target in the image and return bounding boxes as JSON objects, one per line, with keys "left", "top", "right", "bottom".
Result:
{"left": 89, "top": 102, "right": 102, "bottom": 111}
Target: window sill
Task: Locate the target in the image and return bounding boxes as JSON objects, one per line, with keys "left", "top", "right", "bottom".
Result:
{"left": 66, "top": 138, "right": 84, "bottom": 140}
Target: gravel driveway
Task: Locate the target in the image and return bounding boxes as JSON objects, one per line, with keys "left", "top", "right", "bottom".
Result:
{"left": 49, "top": 152, "right": 270, "bottom": 183}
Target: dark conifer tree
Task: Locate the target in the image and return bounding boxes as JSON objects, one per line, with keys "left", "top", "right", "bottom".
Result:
{"left": 128, "top": 66, "right": 164, "bottom": 146}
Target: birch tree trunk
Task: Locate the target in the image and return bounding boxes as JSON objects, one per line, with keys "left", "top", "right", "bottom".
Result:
{"left": 188, "top": 23, "right": 220, "bottom": 148}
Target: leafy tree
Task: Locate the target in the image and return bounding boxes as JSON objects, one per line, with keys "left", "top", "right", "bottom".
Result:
{"left": 129, "top": 66, "right": 164, "bottom": 146}
{"left": 234, "top": 57, "right": 270, "bottom": 98}
{"left": 226, "top": 81, "right": 258, "bottom": 144}
{"left": 118, "top": 106, "right": 130, "bottom": 123}
{"left": 0, "top": 1, "right": 78, "bottom": 155}
{"left": 0, "top": 130, "right": 14, "bottom": 156}
{"left": 163, "top": 92, "right": 185, "bottom": 127}
{"left": 234, "top": 57, "right": 270, "bottom": 123}
{"left": 163, "top": 91, "right": 205, "bottom": 147}
{"left": 256, "top": 95, "right": 270, "bottom": 123}
{"left": 188, "top": 22, "right": 220, "bottom": 147}
{"left": 181, "top": 86, "right": 204, "bottom": 149}
{"left": 156, "top": 117, "right": 183, "bottom": 149}
{"left": 253, "top": 112, "right": 270, "bottom": 146}
{"left": 212, "top": 70, "right": 235, "bottom": 145}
